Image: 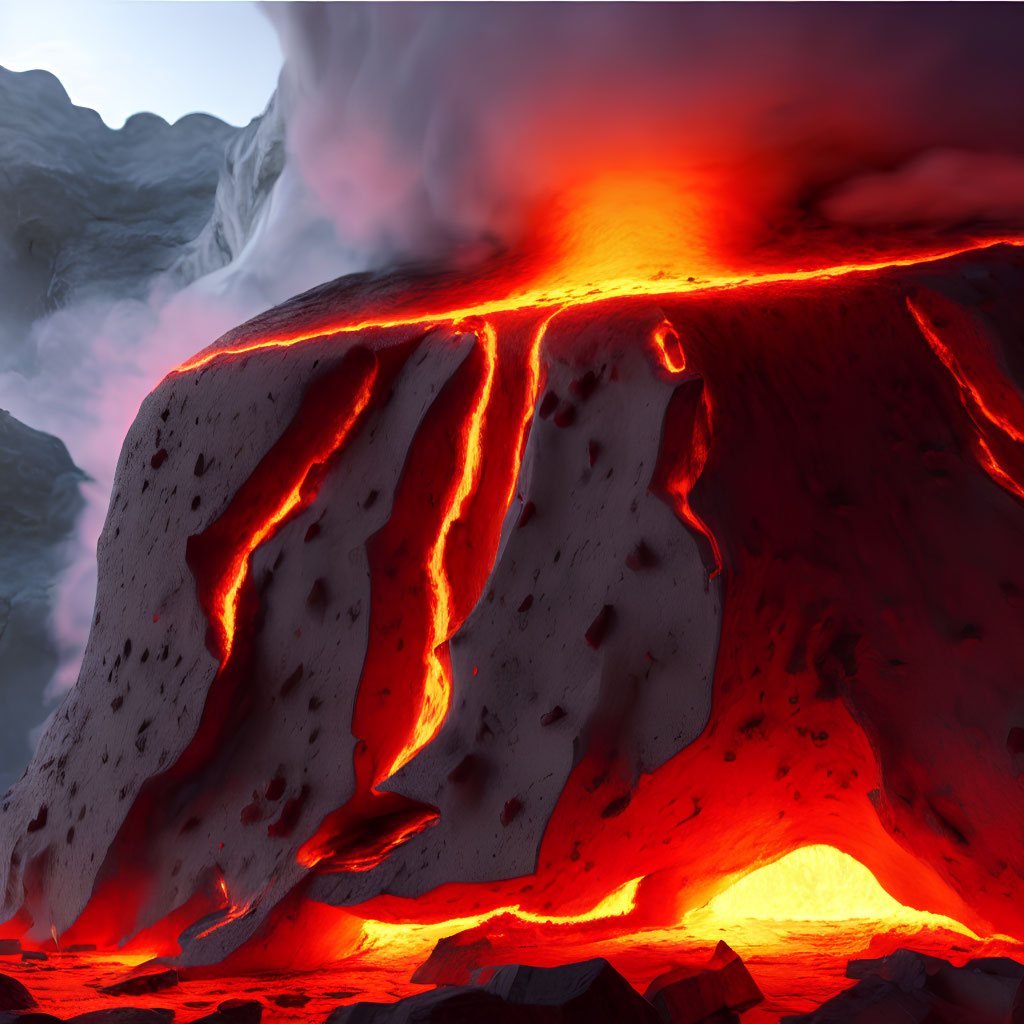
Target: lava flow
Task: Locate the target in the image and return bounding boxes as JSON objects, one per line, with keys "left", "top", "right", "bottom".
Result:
{"left": 385, "top": 318, "right": 500, "bottom": 779}
{"left": 3, "top": 222, "right": 1024, "bottom": 1024}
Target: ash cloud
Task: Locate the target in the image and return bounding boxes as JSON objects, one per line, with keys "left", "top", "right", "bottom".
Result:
{"left": 265, "top": 2, "right": 1024, "bottom": 262}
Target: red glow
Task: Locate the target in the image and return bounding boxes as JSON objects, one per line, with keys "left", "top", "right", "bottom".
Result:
{"left": 907, "top": 295, "right": 1024, "bottom": 500}
{"left": 168, "top": 239, "right": 1024, "bottom": 379}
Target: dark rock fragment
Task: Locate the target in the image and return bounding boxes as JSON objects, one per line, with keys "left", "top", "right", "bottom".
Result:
{"left": 553, "top": 402, "right": 576, "bottom": 428}
{"left": 330, "top": 957, "right": 658, "bottom": 1023}
{"left": 99, "top": 969, "right": 178, "bottom": 996}
{"left": 538, "top": 391, "right": 559, "bottom": 418}
{"left": 485, "top": 958, "right": 660, "bottom": 1023}
{"left": 500, "top": 798, "right": 522, "bottom": 826}
{"left": 0, "top": 942, "right": 19, "bottom": 956}
{"left": 625, "top": 540, "right": 658, "bottom": 570}
{"left": 540, "top": 706, "right": 566, "bottom": 726}
{"left": 411, "top": 934, "right": 495, "bottom": 986}
{"left": 644, "top": 941, "right": 763, "bottom": 1023}
{"left": 190, "top": 999, "right": 262, "bottom": 1024}
{"left": 270, "top": 994, "right": 309, "bottom": 1008}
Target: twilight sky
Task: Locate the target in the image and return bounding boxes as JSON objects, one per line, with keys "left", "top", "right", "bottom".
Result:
{"left": 0, "top": 0, "right": 282, "bottom": 127}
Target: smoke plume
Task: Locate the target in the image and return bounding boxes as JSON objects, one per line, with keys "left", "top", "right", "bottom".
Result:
{"left": 265, "top": 2, "right": 1024, "bottom": 266}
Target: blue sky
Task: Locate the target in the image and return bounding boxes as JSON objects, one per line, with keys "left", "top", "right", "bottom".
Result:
{"left": 0, "top": 0, "right": 283, "bottom": 127}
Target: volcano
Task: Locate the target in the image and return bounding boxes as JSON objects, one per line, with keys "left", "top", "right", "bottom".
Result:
{"left": 1, "top": 236, "right": 1023, "bottom": 1021}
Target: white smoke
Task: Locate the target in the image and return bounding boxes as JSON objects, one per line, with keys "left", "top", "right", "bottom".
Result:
{"left": 265, "top": 3, "right": 1024, "bottom": 261}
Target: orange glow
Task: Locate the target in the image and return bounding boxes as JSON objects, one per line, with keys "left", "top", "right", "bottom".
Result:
{"left": 382, "top": 320, "right": 500, "bottom": 780}
{"left": 540, "top": 172, "right": 726, "bottom": 293}
{"left": 511, "top": 305, "right": 566, "bottom": 486}
{"left": 169, "top": 240, "right": 1024, "bottom": 379}
{"left": 358, "top": 875, "right": 642, "bottom": 957}
{"left": 31, "top": 233, "right": 1024, "bottom": 993}
{"left": 209, "top": 370, "right": 376, "bottom": 660}
{"left": 654, "top": 330, "right": 722, "bottom": 577}
{"left": 652, "top": 318, "right": 687, "bottom": 373}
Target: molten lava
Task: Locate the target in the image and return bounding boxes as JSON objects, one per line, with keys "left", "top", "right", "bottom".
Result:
{"left": 385, "top": 319, "right": 500, "bottom": 778}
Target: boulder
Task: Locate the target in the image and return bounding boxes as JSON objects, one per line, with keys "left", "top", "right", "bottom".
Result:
{"left": 99, "top": 970, "right": 178, "bottom": 997}
{"left": 643, "top": 942, "right": 763, "bottom": 1022}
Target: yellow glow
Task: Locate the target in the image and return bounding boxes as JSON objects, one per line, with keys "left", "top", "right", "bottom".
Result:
{"left": 546, "top": 172, "right": 723, "bottom": 290}
{"left": 358, "top": 875, "right": 641, "bottom": 956}
{"left": 169, "top": 239, "right": 1024, "bottom": 380}
{"left": 382, "top": 320, "right": 499, "bottom": 780}
{"left": 692, "top": 845, "right": 977, "bottom": 934}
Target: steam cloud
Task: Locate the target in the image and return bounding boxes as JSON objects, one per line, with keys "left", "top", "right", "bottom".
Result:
{"left": 266, "top": 2, "right": 1024, "bottom": 262}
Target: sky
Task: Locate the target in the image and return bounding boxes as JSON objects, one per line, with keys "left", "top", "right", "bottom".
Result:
{"left": 0, "top": 0, "right": 282, "bottom": 128}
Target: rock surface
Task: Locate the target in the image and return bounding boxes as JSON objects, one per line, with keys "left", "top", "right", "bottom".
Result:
{"left": 783, "top": 949, "right": 1024, "bottom": 1023}
{"left": 644, "top": 941, "right": 763, "bottom": 1023}
{"left": 0, "top": 244, "right": 1023, "bottom": 963}
{"left": 0, "top": 61, "right": 284, "bottom": 794}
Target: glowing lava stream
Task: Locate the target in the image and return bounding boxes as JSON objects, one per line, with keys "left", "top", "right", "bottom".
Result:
{"left": 211, "top": 372, "right": 377, "bottom": 659}
{"left": 384, "top": 310, "right": 564, "bottom": 779}
{"left": 651, "top": 319, "right": 723, "bottom": 577}
{"left": 158, "top": 243, "right": 1023, "bottom": 944}
{"left": 193, "top": 874, "right": 255, "bottom": 941}
{"left": 381, "top": 320, "right": 499, "bottom": 778}
{"left": 908, "top": 297, "right": 1024, "bottom": 501}
{"left": 169, "top": 238, "right": 1024, "bottom": 378}
{"left": 359, "top": 875, "right": 642, "bottom": 953}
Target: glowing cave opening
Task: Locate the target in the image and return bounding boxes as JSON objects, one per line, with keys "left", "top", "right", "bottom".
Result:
{"left": 691, "top": 845, "right": 975, "bottom": 933}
